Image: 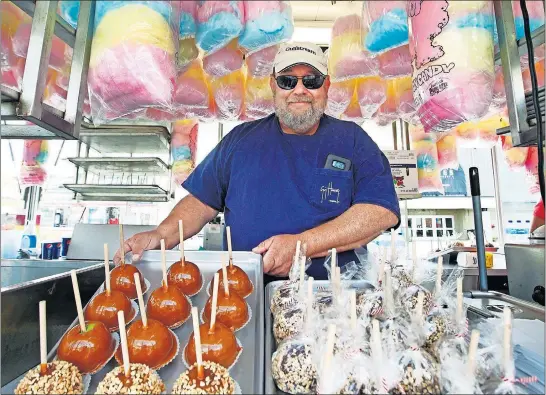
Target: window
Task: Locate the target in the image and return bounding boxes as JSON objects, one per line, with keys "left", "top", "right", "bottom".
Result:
{"left": 408, "top": 215, "right": 455, "bottom": 239}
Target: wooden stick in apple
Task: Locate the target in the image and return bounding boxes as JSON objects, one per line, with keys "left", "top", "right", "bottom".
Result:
{"left": 104, "top": 244, "right": 111, "bottom": 294}
{"left": 294, "top": 240, "right": 301, "bottom": 267}
{"left": 226, "top": 226, "right": 233, "bottom": 268}
{"left": 117, "top": 311, "right": 130, "bottom": 377}
{"left": 412, "top": 241, "right": 418, "bottom": 280}
{"left": 70, "top": 270, "right": 86, "bottom": 333}
{"left": 191, "top": 307, "right": 204, "bottom": 380}
{"left": 39, "top": 300, "right": 47, "bottom": 375}
{"left": 210, "top": 273, "right": 220, "bottom": 332}
{"left": 435, "top": 256, "right": 443, "bottom": 296}
{"left": 305, "top": 277, "right": 314, "bottom": 333}
{"left": 503, "top": 307, "right": 515, "bottom": 381}
{"left": 119, "top": 223, "right": 125, "bottom": 265}
{"left": 321, "top": 324, "right": 336, "bottom": 388}
{"left": 160, "top": 239, "right": 168, "bottom": 290}
{"left": 179, "top": 220, "right": 185, "bottom": 265}
{"left": 134, "top": 273, "right": 147, "bottom": 328}
{"left": 221, "top": 254, "right": 230, "bottom": 297}
{"left": 468, "top": 329, "right": 480, "bottom": 377}
{"left": 456, "top": 277, "right": 464, "bottom": 326}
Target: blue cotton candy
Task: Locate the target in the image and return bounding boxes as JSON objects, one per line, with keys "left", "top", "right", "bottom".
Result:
{"left": 417, "top": 154, "right": 437, "bottom": 169}
{"left": 172, "top": 146, "right": 192, "bottom": 161}
{"left": 196, "top": 12, "right": 243, "bottom": 53}
{"left": 364, "top": 8, "right": 408, "bottom": 54}
{"left": 179, "top": 12, "right": 197, "bottom": 38}
{"left": 514, "top": 18, "right": 544, "bottom": 41}
{"left": 94, "top": 1, "right": 172, "bottom": 30}
{"left": 239, "top": 10, "right": 293, "bottom": 52}
{"left": 455, "top": 13, "right": 496, "bottom": 33}
{"left": 58, "top": 1, "right": 80, "bottom": 29}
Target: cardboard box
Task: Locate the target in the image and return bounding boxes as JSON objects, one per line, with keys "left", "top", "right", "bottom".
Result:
{"left": 383, "top": 150, "right": 420, "bottom": 199}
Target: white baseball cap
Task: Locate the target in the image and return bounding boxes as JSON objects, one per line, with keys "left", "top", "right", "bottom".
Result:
{"left": 273, "top": 42, "right": 328, "bottom": 76}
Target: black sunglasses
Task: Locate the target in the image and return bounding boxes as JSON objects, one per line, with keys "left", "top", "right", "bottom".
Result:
{"left": 275, "top": 74, "right": 326, "bottom": 90}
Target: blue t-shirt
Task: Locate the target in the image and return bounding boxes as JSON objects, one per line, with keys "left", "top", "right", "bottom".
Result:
{"left": 183, "top": 114, "right": 400, "bottom": 280}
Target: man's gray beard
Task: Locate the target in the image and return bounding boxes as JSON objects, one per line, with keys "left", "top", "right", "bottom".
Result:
{"left": 275, "top": 94, "right": 326, "bottom": 134}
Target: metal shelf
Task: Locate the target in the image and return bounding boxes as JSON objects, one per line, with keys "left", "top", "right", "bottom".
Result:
{"left": 12, "top": 0, "right": 76, "bottom": 47}
{"left": 494, "top": 25, "right": 545, "bottom": 65}
{"left": 67, "top": 157, "right": 169, "bottom": 174}
{"left": 63, "top": 184, "right": 170, "bottom": 202}
{"left": 78, "top": 124, "right": 171, "bottom": 155}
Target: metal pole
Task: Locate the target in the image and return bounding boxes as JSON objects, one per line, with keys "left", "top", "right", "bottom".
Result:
{"left": 491, "top": 145, "right": 505, "bottom": 247}
{"left": 392, "top": 122, "right": 398, "bottom": 150}
{"left": 469, "top": 167, "right": 489, "bottom": 292}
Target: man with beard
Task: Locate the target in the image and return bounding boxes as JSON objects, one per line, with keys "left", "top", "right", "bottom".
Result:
{"left": 115, "top": 42, "right": 400, "bottom": 281}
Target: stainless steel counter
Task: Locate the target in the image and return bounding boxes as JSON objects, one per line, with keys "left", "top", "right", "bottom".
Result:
{"left": 1, "top": 259, "right": 103, "bottom": 290}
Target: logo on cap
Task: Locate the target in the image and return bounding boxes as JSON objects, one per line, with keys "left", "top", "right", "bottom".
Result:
{"left": 285, "top": 46, "right": 317, "bottom": 55}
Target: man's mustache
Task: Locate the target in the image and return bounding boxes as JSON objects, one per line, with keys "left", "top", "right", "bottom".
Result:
{"left": 287, "top": 96, "right": 313, "bottom": 103}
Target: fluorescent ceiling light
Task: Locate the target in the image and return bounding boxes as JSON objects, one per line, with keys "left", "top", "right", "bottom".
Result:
{"left": 291, "top": 26, "right": 331, "bottom": 46}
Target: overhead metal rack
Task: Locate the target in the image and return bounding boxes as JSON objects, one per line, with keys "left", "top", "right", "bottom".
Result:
{"left": 494, "top": 2, "right": 545, "bottom": 147}
{"left": 67, "top": 158, "right": 170, "bottom": 174}
{"left": 63, "top": 184, "right": 171, "bottom": 203}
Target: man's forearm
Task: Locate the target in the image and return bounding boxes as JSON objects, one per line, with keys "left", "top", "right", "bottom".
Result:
{"left": 156, "top": 195, "right": 218, "bottom": 249}
{"left": 309, "top": 230, "right": 383, "bottom": 258}
{"left": 300, "top": 203, "right": 398, "bottom": 258}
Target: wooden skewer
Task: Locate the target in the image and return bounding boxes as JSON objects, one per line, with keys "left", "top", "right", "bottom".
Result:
{"left": 350, "top": 289, "right": 357, "bottom": 330}
{"left": 191, "top": 307, "right": 204, "bottom": 380}
{"left": 390, "top": 229, "right": 396, "bottom": 262}
{"left": 134, "top": 273, "right": 147, "bottom": 328}
{"left": 226, "top": 226, "right": 233, "bottom": 268}
{"left": 210, "top": 273, "right": 220, "bottom": 332}
{"left": 179, "top": 220, "right": 185, "bottom": 265}
{"left": 379, "top": 248, "right": 387, "bottom": 285}
{"left": 104, "top": 244, "right": 111, "bottom": 294}
{"left": 322, "top": 324, "right": 336, "bottom": 381}
{"left": 117, "top": 311, "right": 130, "bottom": 377}
{"left": 305, "top": 277, "right": 314, "bottom": 332}
{"left": 468, "top": 329, "right": 480, "bottom": 377}
{"left": 160, "top": 239, "right": 168, "bottom": 289}
{"left": 39, "top": 301, "right": 47, "bottom": 374}
{"left": 221, "top": 254, "right": 230, "bottom": 296}
{"left": 416, "top": 291, "right": 424, "bottom": 321}
{"left": 503, "top": 307, "right": 515, "bottom": 380}
{"left": 371, "top": 319, "right": 382, "bottom": 363}
{"left": 435, "top": 256, "right": 443, "bottom": 296}
{"left": 70, "top": 270, "right": 86, "bottom": 333}
{"left": 119, "top": 223, "right": 125, "bottom": 265}
{"left": 456, "top": 277, "right": 463, "bottom": 325}
{"left": 294, "top": 240, "right": 301, "bottom": 266}
{"left": 412, "top": 241, "right": 418, "bottom": 280}
{"left": 299, "top": 254, "right": 306, "bottom": 289}
{"left": 384, "top": 266, "right": 393, "bottom": 315}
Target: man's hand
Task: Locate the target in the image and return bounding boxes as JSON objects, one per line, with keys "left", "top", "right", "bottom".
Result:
{"left": 252, "top": 234, "right": 300, "bottom": 277}
{"left": 113, "top": 230, "right": 163, "bottom": 265}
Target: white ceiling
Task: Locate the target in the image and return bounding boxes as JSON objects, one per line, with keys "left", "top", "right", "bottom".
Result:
{"left": 290, "top": 1, "right": 364, "bottom": 27}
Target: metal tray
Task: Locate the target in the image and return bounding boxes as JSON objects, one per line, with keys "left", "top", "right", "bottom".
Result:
{"left": 264, "top": 280, "right": 374, "bottom": 395}
{"left": 2, "top": 251, "right": 264, "bottom": 394}
{"left": 67, "top": 158, "right": 169, "bottom": 174}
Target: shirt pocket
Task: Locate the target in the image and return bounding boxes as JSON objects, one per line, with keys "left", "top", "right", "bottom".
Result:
{"left": 310, "top": 168, "right": 353, "bottom": 212}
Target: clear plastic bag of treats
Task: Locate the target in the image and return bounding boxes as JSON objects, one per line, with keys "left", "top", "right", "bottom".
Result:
{"left": 390, "top": 345, "right": 441, "bottom": 394}
{"left": 272, "top": 278, "right": 319, "bottom": 394}
{"left": 270, "top": 242, "right": 311, "bottom": 316}
{"left": 271, "top": 335, "right": 318, "bottom": 394}
{"left": 440, "top": 329, "right": 483, "bottom": 394}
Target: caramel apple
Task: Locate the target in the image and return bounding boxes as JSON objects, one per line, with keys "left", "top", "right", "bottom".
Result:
{"left": 15, "top": 360, "right": 85, "bottom": 395}
{"left": 58, "top": 321, "right": 116, "bottom": 374}
{"left": 85, "top": 290, "right": 135, "bottom": 332}
{"left": 146, "top": 285, "right": 191, "bottom": 329}
{"left": 172, "top": 361, "right": 236, "bottom": 394}
{"left": 167, "top": 259, "right": 203, "bottom": 297}
{"left": 110, "top": 264, "right": 146, "bottom": 299}
{"left": 167, "top": 220, "right": 203, "bottom": 297}
{"left": 96, "top": 363, "right": 165, "bottom": 394}
{"left": 212, "top": 264, "right": 253, "bottom": 299}
{"left": 116, "top": 318, "right": 177, "bottom": 370}
{"left": 202, "top": 262, "right": 249, "bottom": 331}
{"left": 202, "top": 291, "right": 249, "bottom": 332}
{"left": 184, "top": 321, "right": 241, "bottom": 369}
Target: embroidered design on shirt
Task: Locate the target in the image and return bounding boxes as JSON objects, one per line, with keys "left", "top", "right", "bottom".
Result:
{"left": 320, "top": 182, "right": 340, "bottom": 204}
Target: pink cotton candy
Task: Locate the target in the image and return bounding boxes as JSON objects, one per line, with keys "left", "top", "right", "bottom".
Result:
{"left": 511, "top": 0, "right": 545, "bottom": 19}
{"left": 365, "top": 0, "right": 406, "bottom": 22}
{"left": 436, "top": 133, "right": 458, "bottom": 169}
{"left": 88, "top": 43, "right": 176, "bottom": 120}
{"left": 356, "top": 77, "right": 387, "bottom": 119}
{"left": 502, "top": 136, "right": 529, "bottom": 170}
{"left": 246, "top": 44, "right": 278, "bottom": 77}
{"left": 378, "top": 44, "right": 412, "bottom": 78}
{"left": 326, "top": 80, "right": 356, "bottom": 118}
{"left": 173, "top": 60, "right": 209, "bottom": 109}
{"left": 12, "top": 22, "right": 71, "bottom": 72}
{"left": 244, "top": 1, "right": 282, "bottom": 20}
{"left": 203, "top": 39, "right": 243, "bottom": 77}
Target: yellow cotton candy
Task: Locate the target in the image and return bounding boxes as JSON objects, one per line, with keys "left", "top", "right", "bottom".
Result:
{"left": 90, "top": 4, "right": 175, "bottom": 67}
{"left": 328, "top": 31, "right": 362, "bottom": 68}
{"left": 172, "top": 160, "right": 194, "bottom": 173}
{"left": 447, "top": 1, "right": 490, "bottom": 15}
{"left": 431, "top": 28, "right": 494, "bottom": 74}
